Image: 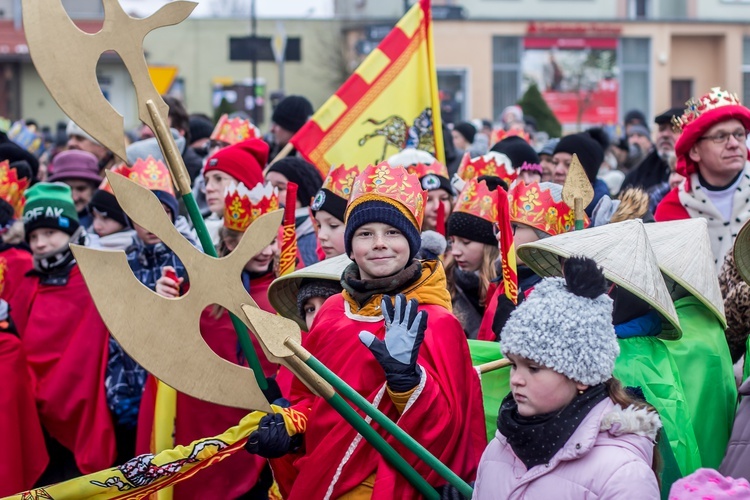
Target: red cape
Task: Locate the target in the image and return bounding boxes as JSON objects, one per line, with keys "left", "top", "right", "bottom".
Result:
{"left": 138, "top": 272, "right": 282, "bottom": 499}
{"left": 0, "top": 246, "right": 32, "bottom": 302}
{"left": 280, "top": 295, "right": 486, "bottom": 499}
{"left": 9, "top": 265, "right": 116, "bottom": 474}
{"left": 0, "top": 333, "right": 48, "bottom": 495}
{"left": 654, "top": 187, "right": 690, "bottom": 222}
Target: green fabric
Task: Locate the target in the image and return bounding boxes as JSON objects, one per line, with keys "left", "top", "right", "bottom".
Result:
{"left": 744, "top": 336, "right": 750, "bottom": 383}
{"left": 468, "top": 339, "right": 510, "bottom": 443}
{"left": 22, "top": 182, "right": 79, "bottom": 223}
{"left": 668, "top": 296, "right": 737, "bottom": 469}
{"left": 614, "top": 336, "right": 702, "bottom": 487}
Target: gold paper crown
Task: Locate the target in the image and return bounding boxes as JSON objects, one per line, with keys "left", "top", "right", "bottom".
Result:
{"left": 457, "top": 152, "right": 517, "bottom": 185}
{"left": 210, "top": 114, "right": 261, "bottom": 145}
{"left": 223, "top": 182, "right": 279, "bottom": 232}
{"left": 509, "top": 181, "right": 589, "bottom": 236}
{"left": 454, "top": 178, "right": 498, "bottom": 224}
{"left": 0, "top": 160, "right": 30, "bottom": 218}
{"left": 672, "top": 87, "right": 743, "bottom": 131}
{"left": 346, "top": 162, "right": 426, "bottom": 229}
{"left": 108, "top": 157, "right": 175, "bottom": 196}
{"left": 320, "top": 164, "right": 361, "bottom": 200}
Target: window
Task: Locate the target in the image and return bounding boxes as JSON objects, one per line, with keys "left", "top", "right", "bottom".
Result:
{"left": 619, "top": 38, "right": 650, "bottom": 123}
{"left": 628, "top": 0, "right": 649, "bottom": 19}
{"left": 492, "top": 37, "right": 521, "bottom": 122}
{"left": 743, "top": 37, "right": 750, "bottom": 103}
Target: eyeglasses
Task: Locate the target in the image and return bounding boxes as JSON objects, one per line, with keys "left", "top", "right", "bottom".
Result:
{"left": 697, "top": 129, "right": 748, "bottom": 145}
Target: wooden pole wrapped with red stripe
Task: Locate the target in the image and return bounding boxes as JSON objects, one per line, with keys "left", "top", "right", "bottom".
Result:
{"left": 278, "top": 182, "right": 298, "bottom": 276}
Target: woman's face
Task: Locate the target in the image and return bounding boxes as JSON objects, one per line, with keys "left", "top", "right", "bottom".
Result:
{"left": 314, "top": 211, "right": 346, "bottom": 259}
{"left": 552, "top": 152, "right": 573, "bottom": 185}
{"left": 449, "top": 236, "right": 485, "bottom": 272}
{"left": 507, "top": 353, "right": 586, "bottom": 417}
{"left": 423, "top": 189, "right": 452, "bottom": 232}
{"left": 266, "top": 171, "right": 302, "bottom": 209}
{"left": 204, "top": 170, "right": 237, "bottom": 215}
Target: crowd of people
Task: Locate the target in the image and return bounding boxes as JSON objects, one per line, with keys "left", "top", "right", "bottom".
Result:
{"left": 3, "top": 86, "right": 750, "bottom": 499}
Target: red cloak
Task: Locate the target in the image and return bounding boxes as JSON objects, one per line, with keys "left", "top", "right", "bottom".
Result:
{"left": 0, "top": 333, "right": 48, "bottom": 495}
{"left": 0, "top": 245, "right": 33, "bottom": 302}
{"left": 278, "top": 261, "right": 486, "bottom": 499}
{"left": 9, "top": 265, "right": 116, "bottom": 474}
{"left": 654, "top": 187, "right": 689, "bottom": 222}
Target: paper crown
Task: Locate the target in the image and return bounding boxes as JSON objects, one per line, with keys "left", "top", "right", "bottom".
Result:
{"left": 346, "top": 162, "right": 426, "bottom": 229}
{"left": 457, "top": 152, "right": 517, "bottom": 185}
{"left": 223, "top": 182, "right": 279, "bottom": 232}
{"left": 319, "top": 164, "right": 361, "bottom": 200}
{"left": 104, "top": 157, "right": 176, "bottom": 196}
{"left": 491, "top": 128, "right": 531, "bottom": 145}
{"left": 454, "top": 178, "right": 498, "bottom": 224}
{"left": 0, "top": 160, "right": 30, "bottom": 218}
{"left": 210, "top": 114, "right": 261, "bottom": 145}
{"left": 406, "top": 161, "right": 450, "bottom": 191}
{"left": 672, "top": 87, "right": 744, "bottom": 131}
{"left": 509, "top": 181, "right": 589, "bottom": 236}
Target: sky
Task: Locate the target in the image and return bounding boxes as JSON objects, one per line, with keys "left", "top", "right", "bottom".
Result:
{"left": 119, "top": 0, "right": 334, "bottom": 18}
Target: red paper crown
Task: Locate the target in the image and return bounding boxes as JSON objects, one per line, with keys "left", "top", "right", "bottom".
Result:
{"left": 0, "top": 160, "right": 30, "bottom": 218}
{"left": 491, "top": 128, "right": 531, "bottom": 145}
{"left": 320, "top": 164, "right": 361, "bottom": 200}
{"left": 210, "top": 114, "right": 261, "bottom": 145}
{"left": 454, "top": 178, "right": 498, "bottom": 224}
{"left": 405, "top": 161, "right": 449, "bottom": 180}
{"left": 106, "top": 157, "right": 175, "bottom": 196}
{"left": 223, "top": 182, "right": 279, "bottom": 232}
{"left": 509, "top": 181, "right": 589, "bottom": 236}
{"left": 347, "top": 162, "right": 426, "bottom": 229}
{"left": 457, "top": 152, "right": 517, "bottom": 185}
{"left": 672, "top": 87, "right": 744, "bottom": 131}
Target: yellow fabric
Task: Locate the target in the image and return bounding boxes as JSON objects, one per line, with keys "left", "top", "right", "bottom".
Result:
{"left": 337, "top": 474, "right": 375, "bottom": 500}
{"left": 343, "top": 260, "right": 452, "bottom": 317}
{"left": 152, "top": 381, "right": 177, "bottom": 500}
{"left": 2, "top": 406, "right": 307, "bottom": 500}
{"left": 387, "top": 386, "right": 418, "bottom": 414}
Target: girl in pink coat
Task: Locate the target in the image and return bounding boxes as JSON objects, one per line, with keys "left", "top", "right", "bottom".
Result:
{"left": 473, "top": 256, "right": 662, "bottom": 499}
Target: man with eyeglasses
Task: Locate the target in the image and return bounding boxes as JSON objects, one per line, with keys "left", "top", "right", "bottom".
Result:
{"left": 655, "top": 88, "right": 750, "bottom": 270}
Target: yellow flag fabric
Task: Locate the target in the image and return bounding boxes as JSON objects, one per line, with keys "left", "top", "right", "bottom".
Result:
{"left": 3, "top": 406, "right": 307, "bottom": 500}
{"left": 152, "top": 381, "right": 177, "bottom": 500}
{"left": 290, "top": 0, "right": 444, "bottom": 177}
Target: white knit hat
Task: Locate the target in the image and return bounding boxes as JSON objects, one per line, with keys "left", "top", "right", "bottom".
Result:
{"left": 501, "top": 257, "right": 620, "bottom": 386}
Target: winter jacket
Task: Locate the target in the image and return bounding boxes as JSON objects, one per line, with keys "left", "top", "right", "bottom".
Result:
{"left": 719, "top": 248, "right": 750, "bottom": 362}
{"left": 721, "top": 378, "right": 750, "bottom": 480}
{"left": 473, "top": 399, "right": 661, "bottom": 499}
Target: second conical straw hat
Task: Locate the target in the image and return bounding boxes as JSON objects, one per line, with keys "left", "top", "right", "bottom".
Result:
{"left": 644, "top": 219, "right": 726, "bottom": 328}
{"left": 517, "top": 219, "right": 682, "bottom": 340}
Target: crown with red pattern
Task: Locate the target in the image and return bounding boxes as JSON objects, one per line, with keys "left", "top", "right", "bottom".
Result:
{"left": 103, "top": 157, "right": 175, "bottom": 196}
{"left": 405, "top": 161, "right": 452, "bottom": 192}
{"left": 210, "top": 114, "right": 261, "bottom": 145}
{"left": 457, "top": 152, "right": 517, "bottom": 185}
{"left": 454, "top": 178, "right": 499, "bottom": 224}
{"left": 346, "top": 162, "right": 426, "bottom": 229}
{"left": 0, "top": 160, "right": 30, "bottom": 218}
{"left": 509, "top": 181, "right": 589, "bottom": 236}
{"left": 672, "top": 87, "right": 744, "bottom": 131}
{"left": 224, "top": 182, "right": 280, "bottom": 232}
{"left": 319, "top": 164, "right": 361, "bottom": 200}
{"left": 491, "top": 128, "right": 531, "bottom": 145}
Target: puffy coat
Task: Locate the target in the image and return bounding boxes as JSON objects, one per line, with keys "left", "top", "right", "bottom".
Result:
{"left": 473, "top": 398, "right": 661, "bottom": 499}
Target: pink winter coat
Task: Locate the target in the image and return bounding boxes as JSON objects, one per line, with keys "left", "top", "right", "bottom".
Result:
{"left": 473, "top": 398, "right": 661, "bottom": 499}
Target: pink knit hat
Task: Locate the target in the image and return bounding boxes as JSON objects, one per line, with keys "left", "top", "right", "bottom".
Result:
{"left": 669, "top": 468, "right": 750, "bottom": 499}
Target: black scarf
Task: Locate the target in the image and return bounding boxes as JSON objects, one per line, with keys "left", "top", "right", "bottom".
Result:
{"left": 497, "top": 384, "right": 608, "bottom": 469}
{"left": 341, "top": 259, "right": 422, "bottom": 307}
{"left": 452, "top": 268, "right": 482, "bottom": 314}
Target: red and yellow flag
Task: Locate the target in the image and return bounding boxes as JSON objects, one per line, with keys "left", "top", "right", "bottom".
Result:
{"left": 291, "top": 0, "right": 444, "bottom": 177}
{"left": 497, "top": 188, "right": 518, "bottom": 305}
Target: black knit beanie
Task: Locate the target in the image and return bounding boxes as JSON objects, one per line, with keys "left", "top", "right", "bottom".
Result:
{"left": 297, "top": 278, "right": 343, "bottom": 320}
{"left": 447, "top": 211, "right": 496, "bottom": 246}
{"left": 272, "top": 95, "right": 314, "bottom": 133}
{"left": 267, "top": 157, "right": 323, "bottom": 207}
{"left": 490, "top": 135, "right": 539, "bottom": 168}
{"left": 189, "top": 115, "right": 214, "bottom": 144}
{"left": 311, "top": 188, "right": 347, "bottom": 222}
{"left": 88, "top": 190, "right": 129, "bottom": 228}
{"left": 453, "top": 121, "right": 476, "bottom": 144}
{"left": 345, "top": 200, "right": 421, "bottom": 261}
{"left": 0, "top": 198, "right": 14, "bottom": 229}
{"left": 554, "top": 133, "right": 604, "bottom": 184}
{"left": 0, "top": 142, "right": 39, "bottom": 182}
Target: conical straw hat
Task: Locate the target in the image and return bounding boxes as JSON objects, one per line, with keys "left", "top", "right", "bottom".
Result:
{"left": 517, "top": 219, "right": 682, "bottom": 340}
{"left": 734, "top": 219, "right": 750, "bottom": 286}
{"left": 267, "top": 253, "right": 352, "bottom": 331}
{"left": 644, "top": 219, "right": 726, "bottom": 328}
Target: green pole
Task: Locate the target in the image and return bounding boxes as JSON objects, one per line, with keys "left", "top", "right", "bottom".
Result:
{"left": 326, "top": 393, "right": 440, "bottom": 500}
{"left": 305, "top": 354, "right": 473, "bottom": 498}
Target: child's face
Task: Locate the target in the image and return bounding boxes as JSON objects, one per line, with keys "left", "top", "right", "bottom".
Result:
{"left": 423, "top": 189, "right": 452, "bottom": 232}
{"left": 449, "top": 236, "right": 485, "bottom": 272}
{"left": 350, "top": 222, "right": 410, "bottom": 280}
{"left": 303, "top": 296, "right": 327, "bottom": 331}
{"left": 519, "top": 170, "right": 542, "bottom": 184}
{"left": 244, "top": 237, "right": 279, "bottom": 274}
{"left": 512, "top": 224, "right": 540, "bottom": 265}
{"left": 92, "top": 211, "right": 125, "bottom": 237}
{"left": 314, "top": 211, "right": 345, "bottom": 259}
{"left": 29, "top": 228, "right": 71, "bottom": 256}
{"left": 134, "top": 223, "right": 161, "bottom": 246}
{"left": 204, "top": 170, "right": 237, "bottom": 215}
{"left": 507, "top": 353, "right": 584, "bottom": 417}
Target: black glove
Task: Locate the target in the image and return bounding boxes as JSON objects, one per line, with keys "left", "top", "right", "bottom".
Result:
{"left": 245, "top": 412, "right": 302, "bottom": 459}
{"left": 491, "top": 292, "right": 522, "bottom": 342}
{"left": 358, "top": 294, "right": 427, "bottom": 393}
{"left": 436, "top": 482, "right": 474, "bottom": 500}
